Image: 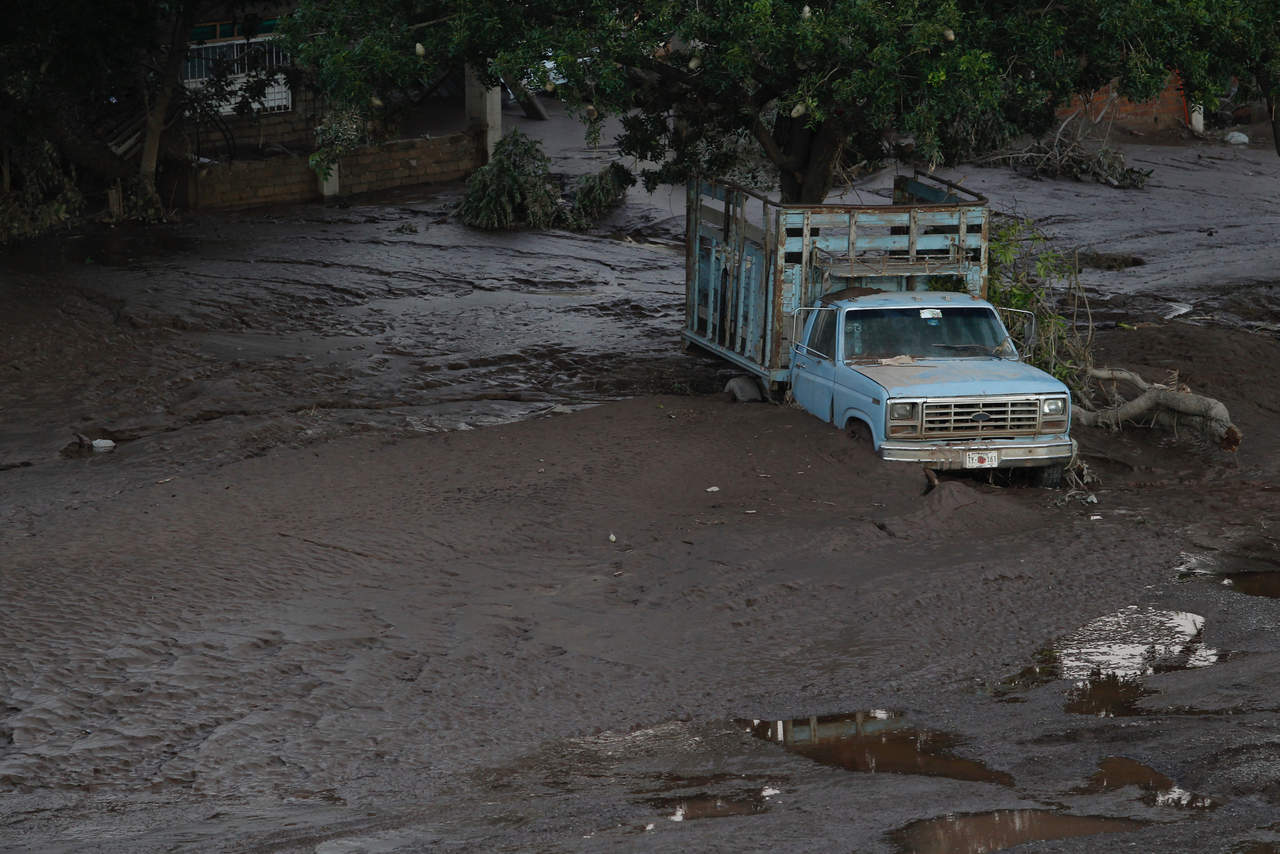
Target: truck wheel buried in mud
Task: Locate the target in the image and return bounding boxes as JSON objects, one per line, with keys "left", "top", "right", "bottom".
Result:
{"left": 1030, "top": 464, "right": 1065, "bottom": 489}
{"left": 847, "top": 419, "right": 873, "bottom": 444}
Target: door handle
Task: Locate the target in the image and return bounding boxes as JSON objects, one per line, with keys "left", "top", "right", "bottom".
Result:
{"left": 795, "top": 360, "right": 809, "bottom": 369}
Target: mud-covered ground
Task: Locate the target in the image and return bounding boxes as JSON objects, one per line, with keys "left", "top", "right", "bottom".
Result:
{"left": 2, "top": 110, "right": 1280, "bottom": 853}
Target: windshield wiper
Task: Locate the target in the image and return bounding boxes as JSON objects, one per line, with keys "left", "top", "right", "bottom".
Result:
{"left": 931, "top": 343, "right": 995, "bottom": 355}
{"left": 932, "top": 338, "right": 1017, "bottom": 359}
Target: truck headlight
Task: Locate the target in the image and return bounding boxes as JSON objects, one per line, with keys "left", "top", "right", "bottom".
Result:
{"left": 1042, "top": 398, "right": 1065, "bottom": 416}
{"left": 889, "top": 402, "right": 918, "bottom": 421}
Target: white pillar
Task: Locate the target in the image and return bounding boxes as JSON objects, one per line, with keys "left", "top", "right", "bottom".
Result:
{"left": 320, "top": 162, "right": 340, "bottom": 198}
{"left": 465, "top": 65, "right": 502, "bottom": 161}
{"left": 1190, "top": 104, "right": 1205, "bottom": 134}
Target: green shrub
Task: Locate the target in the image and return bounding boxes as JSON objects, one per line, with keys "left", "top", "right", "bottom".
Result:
{"left": 561, "top": 162, "right": 635, "bottom": 230}
{"left": 986, "top": 216, "right": 1095, "bottom": 399}
{"left": 457, "top": 130, "right": 560, "bottom": 230}
{"left": 0, "top": 142, "right": 84, "bottom": 244}
{"left": 459, "top": 131, "right": 635, "bottom": 232}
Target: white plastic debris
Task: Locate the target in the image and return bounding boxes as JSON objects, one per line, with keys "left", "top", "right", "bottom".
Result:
{"left": 608, "top": 532, "right": 616, "bottom": 543}
{"left": 91, "top": 439, "right": 116, "bottom": 453}
{"left": 705, "top": 486, "right": 720, "bottom": 493}
{"left": 1225, "top": 131, "right": 1249, "bottom": 145}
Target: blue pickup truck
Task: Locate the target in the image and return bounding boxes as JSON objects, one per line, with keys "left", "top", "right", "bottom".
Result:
{"left": 683, "top": 174, "right": 1074, "bottom": 485}
{"left": 791, "top": 289, "right": 1073, "bottom": 484}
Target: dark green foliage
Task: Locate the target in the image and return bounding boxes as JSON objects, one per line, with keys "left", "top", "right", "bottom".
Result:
{"left": 0, "top": 143, "right": 83, "bottom": 244}
{"left": 458, "top": 132, "right": 634, "bottom": 232}
{"left": 457, "top": 131, "right": 560, "bottom": 230}
{"left": 986, "top": 217, "right": 1094, "bottom": 399}
{"left": 561, "top": 162, "right": 635, "bottom": 231}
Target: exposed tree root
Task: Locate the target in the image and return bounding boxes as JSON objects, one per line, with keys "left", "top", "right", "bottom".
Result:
{"left": 1074, "top": 367, "right": 1242, "bottom": 451}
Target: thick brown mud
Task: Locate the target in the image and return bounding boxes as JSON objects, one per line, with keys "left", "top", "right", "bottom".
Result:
{"left": 3, "top": 117, "right": 1280, "bottom": 852}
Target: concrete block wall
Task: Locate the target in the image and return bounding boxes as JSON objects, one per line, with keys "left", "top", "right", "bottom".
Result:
{"left": 187, "top": 128, "right": 482, "bottom": 211}
{"left": 336, "top": 130, "right": 481, "bottom": 196}
{"left": 188, "top": 154, "right": 319, "bottom": 210}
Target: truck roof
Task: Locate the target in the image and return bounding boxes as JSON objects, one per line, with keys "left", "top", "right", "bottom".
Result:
{"left": 819, "top": 288, "right": 992, "bottom": 310}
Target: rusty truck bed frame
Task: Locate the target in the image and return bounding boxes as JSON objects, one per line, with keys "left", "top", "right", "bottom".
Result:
{"left": 683, "top": 173, "right": 990, "bottom": 387}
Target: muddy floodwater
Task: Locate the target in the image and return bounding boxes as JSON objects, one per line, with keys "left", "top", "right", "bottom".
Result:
{"left": 4, "top": 114, "right": 1280, "bottom": 852}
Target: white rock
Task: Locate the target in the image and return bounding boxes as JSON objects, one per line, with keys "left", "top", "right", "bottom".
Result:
{"left": 724, "top": 375, "right": 763, "bottom": 402}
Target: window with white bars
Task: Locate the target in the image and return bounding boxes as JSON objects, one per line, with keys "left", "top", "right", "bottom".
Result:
{"left": 183, "top": 37, "right": 291, "bottom": 115}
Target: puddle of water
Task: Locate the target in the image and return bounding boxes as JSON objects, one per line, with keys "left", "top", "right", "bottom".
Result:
{"left": 999, "top": 606, "right": 1222, "bottom": 709}
{"left": 1056, "top": 606, "right": 1220, "bottom": 680}
{"left": 647, "top": 791, "right": 768, "bottom": 822}
{"left": 1177, "top": 526, "right": 1280, "bottom": 599}
{"left": 1218, "top": 572, "right": 1280, "bottom": 598}
{"left": 889, "top": 809, "right": 1148, "bottom": 854}
{"left": 1076, "top": 756, "right": 1218, "bottom": 808}
{"left": 1064, "top": 671, "right": 1155, "bottom": 717}
{"left": 1235, "top": 843, "right": 1280, "bottom": 854}
{"left": 634, "top": 772, "right": 777, "bottom": 794}
{"left": 1179, "top": 547, "right": 1280, "bottom": 599}
{"left": 997, "top": 648, "right": 1062, "bottom": 694}
{"left": 738, "top": 712, "right": 1013, "bottom": 786}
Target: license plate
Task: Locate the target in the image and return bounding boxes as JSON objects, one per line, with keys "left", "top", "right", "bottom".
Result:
{"left": 965, "top": 450, "right": 998, "bottom": 468}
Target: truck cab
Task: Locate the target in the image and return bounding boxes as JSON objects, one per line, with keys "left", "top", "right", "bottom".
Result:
{"left": 791, "top": 290, "right": 1074, "bottom": 477}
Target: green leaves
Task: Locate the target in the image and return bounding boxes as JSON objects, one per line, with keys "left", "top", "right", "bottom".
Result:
{"left": 456, "top": 130, "right": 560, "bottom": 230}
{"left": 456, "top": 131, "right": 635, "bottom": 231}
{"left": 282, "top": 0, "right": 1280, "bottom": 202}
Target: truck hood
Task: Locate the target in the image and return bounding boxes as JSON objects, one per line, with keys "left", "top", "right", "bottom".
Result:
{"left": 850, "top": 358, "right": 1067, "bottom": 398}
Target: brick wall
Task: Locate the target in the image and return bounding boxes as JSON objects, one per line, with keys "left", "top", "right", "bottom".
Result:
{"left": 1060, "top": 76, "right": 1189, "bottom": 130}
{"left": 336, "top": 130, "right": 481, "bottom": 196}
{"left": 186, "top": 154, "right": 319, "bottom": 210}
{"left": 217, "top": 100, "right": 316, "bottom": 153}
{"left": 184, "top": 128, "right": 483, "bottom": 211}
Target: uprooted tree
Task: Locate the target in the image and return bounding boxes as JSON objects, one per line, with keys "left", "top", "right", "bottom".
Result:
{"left": 1076, "top": 368, "right": 1243, "bottom": 451}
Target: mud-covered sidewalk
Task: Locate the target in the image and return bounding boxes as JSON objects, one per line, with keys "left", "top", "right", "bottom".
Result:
{"left": 2, "top": 115, "right": 1280, "bottom": 852}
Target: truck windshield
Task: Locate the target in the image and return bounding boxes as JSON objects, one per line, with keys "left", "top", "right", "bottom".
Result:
{"left": 842, "top": 307, "right": 1013, "bottom": 360}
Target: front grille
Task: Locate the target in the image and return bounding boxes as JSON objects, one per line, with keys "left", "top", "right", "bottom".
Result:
{"left": 922, "top": 397, "right": 1041, "bottom": 437}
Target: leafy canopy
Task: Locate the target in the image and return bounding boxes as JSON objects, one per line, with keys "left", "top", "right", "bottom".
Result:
{"left": 281, "top": 1, "right": 1272, "bottom": 201}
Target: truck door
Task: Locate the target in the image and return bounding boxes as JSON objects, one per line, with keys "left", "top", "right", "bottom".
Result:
{"left": 790, "top": 308, "right": 837, "bottom": 423}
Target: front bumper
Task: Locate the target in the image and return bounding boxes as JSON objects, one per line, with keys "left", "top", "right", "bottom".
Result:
{"left": 879, "top": 437, "right": 1076, "bottom": 470}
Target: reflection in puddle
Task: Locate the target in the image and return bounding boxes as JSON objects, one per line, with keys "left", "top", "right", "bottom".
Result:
{"left": 1056, "top": 606, "right": 1220, "bottom": 680}
{"left": 999, "top": 606, "right": 1222, "bottom": 711}
{"left": 1065, "top": 671, "right": 1155, "bottom": 717}
{"left": 738, "top": 711, "right": 1013, "bottom": 786}
{"left": 648, "top": 791, "right": 768, "bottom": 821}
{"left": 1077, "top": 756, "right": 1218, "bottom": 809}
{"left": 890, "top": 809, "right": 1148, "bottom": 854}
{"left": 997, "top": 648, "right": 1062, "bottom": 694}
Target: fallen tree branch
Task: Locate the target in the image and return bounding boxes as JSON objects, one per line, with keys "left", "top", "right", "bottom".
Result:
{"left": 1073, "top": 367, "right": 1242, "bottom": 451}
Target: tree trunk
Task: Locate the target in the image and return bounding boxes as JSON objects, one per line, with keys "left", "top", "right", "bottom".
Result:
{"left": 773, "top": 115, "right": 845, "bottom": 204}
{"left": 139, "top": 7, "right": 198, "bottom": 193}
{"left": 1267, "top": 90, "right": 1280, "bottom": 160}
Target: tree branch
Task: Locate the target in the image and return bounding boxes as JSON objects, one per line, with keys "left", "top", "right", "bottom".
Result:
{"left": 1074, "top": 367, "right": 1242, "bottom": 450}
